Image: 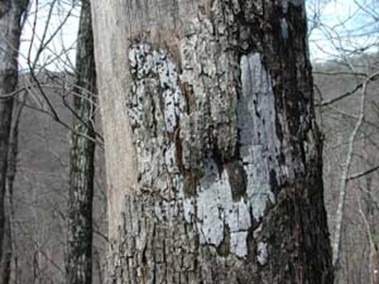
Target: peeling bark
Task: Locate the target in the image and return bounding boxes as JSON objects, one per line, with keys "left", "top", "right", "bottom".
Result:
{"left": 66, "top": 1, "right": 96, "bottom": 283}
{"left": 91, "top": 0, "right": 334, "bottom": 283}
{"left": 0, "top": 1, "right": 28, "bottom": 283}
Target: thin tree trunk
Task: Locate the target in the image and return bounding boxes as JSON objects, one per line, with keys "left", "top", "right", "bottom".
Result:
{"left": 5, "top": 93, "right": 25, "bottom": 284}
{"left": 91, "top": 0, "right": 334, "bottom": 283}
{"left": 332, "top": 79, "right": 367, "bottom": 268}
{"left": 66, "top": 1, "right": 96, "bottom": 283}
{"left": 0, "top": 1, "right": 28, "bottom": 283}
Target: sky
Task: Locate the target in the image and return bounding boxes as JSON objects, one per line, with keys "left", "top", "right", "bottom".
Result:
{"left": 307, "top": 0, "right": 379, "bottom": 62}
{"left": 20, "top": 0, "right": 80, "bottom": 73}
{"left": 19, "top": 0, "right": 379, "bottom": 71}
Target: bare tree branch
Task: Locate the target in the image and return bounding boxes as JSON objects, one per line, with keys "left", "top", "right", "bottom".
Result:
{"left": 348, "top": 164, "right": 379, "bottom": 181}
{"left": 317, "top": 71, "right": 379, "bottom": 107}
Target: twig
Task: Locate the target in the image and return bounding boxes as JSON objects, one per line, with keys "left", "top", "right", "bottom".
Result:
{"left": 348, "top": 165, "right": 379, "bottom": 181}
{"left": 317, "top": 71, "right": 379, "bottom": 107}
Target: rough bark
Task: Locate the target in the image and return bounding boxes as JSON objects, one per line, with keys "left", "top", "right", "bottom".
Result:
{"left": 66, "top": 1, "right": 96, "bottom": 283}
{"left": 91, "top": 0, "right": 334, "bottom": 283}
{"left": 0, "top": 1, "right": 28, "bottom": 283}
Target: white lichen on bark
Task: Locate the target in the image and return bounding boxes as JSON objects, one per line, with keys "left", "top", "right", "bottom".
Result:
{"left": 257, "top": 241, "right": 268, "bottom": 266}
{"left": 125, "top": 12, "right": 284, "bottom": 259}
{"left": 281, "top": 18, "right": 289, "bottom": 40}
{"left": 184, "top": 157, "right": 251, "bottom": 257}
{"left": 238, "top": 53, "right": 281, "bottom": 221}
{"left": 128, "top": 42, "right": 184, "bottom": 133}
{"left": 177, "top": 52, "right": 283, "bottom": 258}
{"left": 127, "top": 42, "right": 185, "bottom": 196}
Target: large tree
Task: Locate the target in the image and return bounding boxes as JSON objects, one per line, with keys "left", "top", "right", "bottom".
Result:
{"left": 66, "top": 0, "right": 96, "bottom": 283}
{"left": 0, "top": 1, "right": 28, "bottom": 283}
{"left": 91, "top": 0, "right": 334, "bottom": 283}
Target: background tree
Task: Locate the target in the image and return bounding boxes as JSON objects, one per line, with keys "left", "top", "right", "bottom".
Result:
{"left": 91, "top": 0, "right": 334, "bottom": 283}
{"left": 5, "top": 1, "right": 107, "bottom": 283}
{"left": 66, "top": 0, "right": 96, "bottom": 283}
{"left": 0, "top": 1, "right": 29, "bottom": 283}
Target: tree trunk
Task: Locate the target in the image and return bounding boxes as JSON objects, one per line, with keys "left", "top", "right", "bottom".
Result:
{"left": 66, "top": 1, "right": 96, "bottom": 283}
{"left": 5, "top": 93, "right": 25, "bottom": 284}
{"left": 91, "top": 0, "right": 334, "bottom": 283}
{"left": 0, "top": 1, "right": 28, "bottom": 284}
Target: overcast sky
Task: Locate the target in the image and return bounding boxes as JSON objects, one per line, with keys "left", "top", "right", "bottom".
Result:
{"left": 19, "top": 0, "right": 379, "bottom": 71}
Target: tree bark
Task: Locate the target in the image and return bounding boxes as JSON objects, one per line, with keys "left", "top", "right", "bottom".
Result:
{"left": 66, "top": 1, "right": 96, "bottom": 283}
{"left": 91, "top": 0, "right": 334, "bottom": 283}
{"left": 0, "top": 1, "right": 28, "bottom": 283}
